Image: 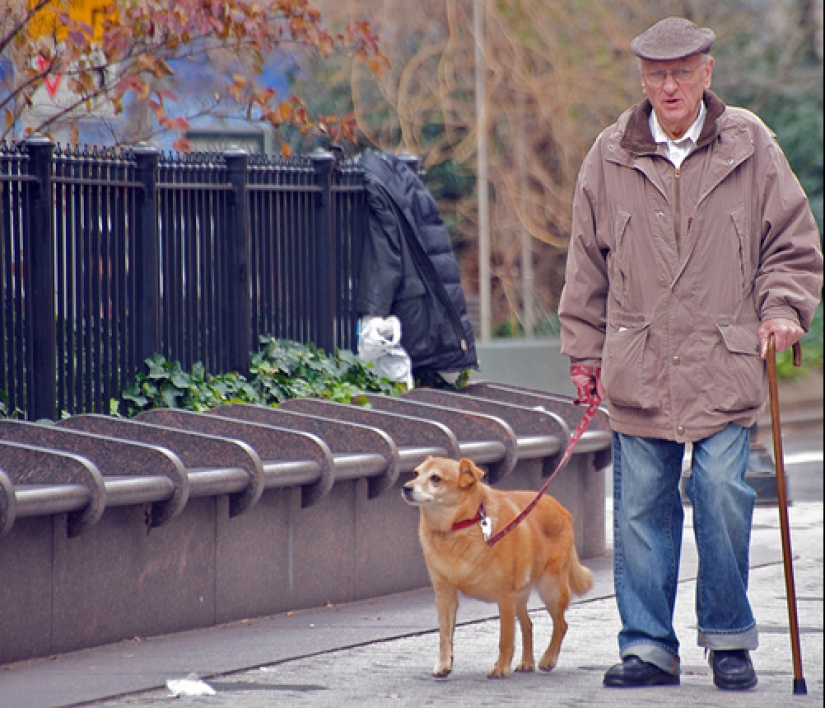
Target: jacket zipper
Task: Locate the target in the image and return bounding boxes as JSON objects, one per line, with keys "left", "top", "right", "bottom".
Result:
{"left": 674, "top": 166, "right": 681, "bottom": 254}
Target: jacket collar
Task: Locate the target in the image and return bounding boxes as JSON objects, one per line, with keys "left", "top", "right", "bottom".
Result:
{"left": 619, "top": 90, "right": 727, "bottom": 156}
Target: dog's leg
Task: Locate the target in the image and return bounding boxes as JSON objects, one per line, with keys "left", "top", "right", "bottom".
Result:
{"left": 537, "top": 576, "right": 569, "bottom": 671}
{"left": 489, "top": 594, "right": 517, "bottom": 678}
{"left": 514, "top": 595, "right": 535, "bottom": 672}
{"left": 433, "top": 582, "right": 458, "bottom": 677}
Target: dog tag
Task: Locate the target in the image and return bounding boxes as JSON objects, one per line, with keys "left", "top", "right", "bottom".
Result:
{"left": 479, "top": 515, "right": 493, "bottom": 541}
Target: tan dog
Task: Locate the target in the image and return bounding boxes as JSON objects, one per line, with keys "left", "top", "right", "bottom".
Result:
{"left": 402, "top": 456, "right": 593, "bottom": 678}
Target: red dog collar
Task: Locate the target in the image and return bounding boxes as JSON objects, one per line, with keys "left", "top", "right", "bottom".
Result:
{"left": 452, "top": 503, "right": 485, "bottom": 531}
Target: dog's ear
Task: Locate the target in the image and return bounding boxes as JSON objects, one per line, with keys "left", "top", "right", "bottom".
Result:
{"left": 458, "top": 458, "right": 484, "bottom": 488}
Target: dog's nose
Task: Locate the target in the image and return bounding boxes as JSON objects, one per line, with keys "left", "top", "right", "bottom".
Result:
{"left": 401, "top": 484, "right": 414, "bottom": 500}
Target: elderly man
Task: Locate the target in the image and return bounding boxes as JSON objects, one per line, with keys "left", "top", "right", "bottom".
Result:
{"left": 558, "top": 17, "right": 823, "bottom": 691}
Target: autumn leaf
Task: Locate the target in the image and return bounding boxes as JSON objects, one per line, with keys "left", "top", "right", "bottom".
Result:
{"left": 275, "top": 101, "right": 293, "bottom": 123}
{"left": 156, "top": 89, "right": 177, "bottom": 102}
{"left": 172, "top": 136, "right": 192, "bottom": 152}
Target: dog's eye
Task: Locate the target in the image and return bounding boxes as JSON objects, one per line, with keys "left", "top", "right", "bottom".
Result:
{"left": 429, "top": 474, "right": 441, "bottom": 484}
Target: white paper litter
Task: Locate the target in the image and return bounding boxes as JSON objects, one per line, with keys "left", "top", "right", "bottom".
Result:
{"left": 166, "top": 673, "right": 216, "bottom": 697}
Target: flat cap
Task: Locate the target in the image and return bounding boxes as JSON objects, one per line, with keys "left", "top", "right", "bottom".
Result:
{"left": 630, "top": 17, "right": 715, "bottom": 61}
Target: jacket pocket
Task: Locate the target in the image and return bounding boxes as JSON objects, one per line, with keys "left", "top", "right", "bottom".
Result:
{"left": 712, "top": 322, "right": 764, "bottom": 412}
{"left": 601, "top": 319, "right": 656, "bottom": 409}
{"left": 607, "top": 210, "right": 632, "bottom": 307}
{"left": 729, "top": 206, "right": 750, "bottom": 293}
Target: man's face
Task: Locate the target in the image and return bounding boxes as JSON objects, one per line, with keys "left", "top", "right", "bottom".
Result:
{"left": 641, "top": 55, "right": 714, "bottom": 140}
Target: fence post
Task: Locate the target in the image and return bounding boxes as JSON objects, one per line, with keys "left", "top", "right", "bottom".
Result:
{"left": 224, "top": 148, "right": 252, "bottom": 375}
{"left": 132, "top": 143, "right": 160, "bottom": 368}
{"left": 310, "top": 148, "right": 336, "bottom": 353}
{"left": 24, "top": 134, "right": 56, "bottom": 421}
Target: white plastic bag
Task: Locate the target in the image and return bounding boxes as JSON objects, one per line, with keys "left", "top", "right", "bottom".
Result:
{"left": 357, "top": 315, "right": 414, "bottom": 389}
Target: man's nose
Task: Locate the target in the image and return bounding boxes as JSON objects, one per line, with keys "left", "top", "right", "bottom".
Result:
{"left": 662, "top": 71, "right": 680, "bottom": 88}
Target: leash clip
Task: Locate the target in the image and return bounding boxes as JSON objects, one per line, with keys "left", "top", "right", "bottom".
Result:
{"left": 478, "top": 503, "right": 493, "bottom": 541}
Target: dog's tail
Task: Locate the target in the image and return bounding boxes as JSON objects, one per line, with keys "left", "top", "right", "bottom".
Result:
{"left": 569, "top": 545, "right": 594, "bottom": 596}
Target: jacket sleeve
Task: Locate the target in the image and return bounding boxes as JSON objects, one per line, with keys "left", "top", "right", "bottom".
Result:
{"left": 559, "top": 144, "right": 609, "bottom": 367}
{"left": 355, "top": 185, "right": 405, "bottom": 317}
{"left": 754, "top": 127, "right": 823, "bottom": 331}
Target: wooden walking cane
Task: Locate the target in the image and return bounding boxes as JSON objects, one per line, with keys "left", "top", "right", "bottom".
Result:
{"left": 766, "top": 335, "right": 807, "bottom": 695}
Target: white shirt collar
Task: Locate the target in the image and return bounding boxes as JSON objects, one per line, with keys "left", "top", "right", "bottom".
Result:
{"left": 649, "top": 101, "right": 706, "bottom": 168}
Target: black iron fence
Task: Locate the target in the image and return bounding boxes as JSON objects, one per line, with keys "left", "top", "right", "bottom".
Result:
{"left": 0, "top": 136, "right": 414, "bottom": 421}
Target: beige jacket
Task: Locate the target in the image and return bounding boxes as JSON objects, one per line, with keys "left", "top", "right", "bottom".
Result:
{"left": 559, "top": 91, "right": 823, "bottom": 442}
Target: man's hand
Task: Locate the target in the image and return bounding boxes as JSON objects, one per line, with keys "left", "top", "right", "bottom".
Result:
{"left": 758, "top": 318, "right": 804, "bottom": 359}
{"left": 570, "top": 365, "right": 605, "bottom": 404}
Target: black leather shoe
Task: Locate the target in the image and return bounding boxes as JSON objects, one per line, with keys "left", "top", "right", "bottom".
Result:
{"left": 709, "top": 650, "right": 758, "bottom": 690}
{"left": 603, "top": 656, "right": 679, "bottom": 687}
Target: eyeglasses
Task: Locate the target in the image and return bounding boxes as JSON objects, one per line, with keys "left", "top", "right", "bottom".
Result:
{"left": 643, "top": 66, "right": 700, "bottom": 87}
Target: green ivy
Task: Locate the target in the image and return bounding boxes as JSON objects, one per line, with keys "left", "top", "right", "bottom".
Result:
{"left": 118, "top": 336, "right": 405, "bottom": 417}
{"left": 0, "top": 388, "right": 22, "bottom": 419}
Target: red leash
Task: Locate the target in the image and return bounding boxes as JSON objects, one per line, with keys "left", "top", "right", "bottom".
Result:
{"left": 484, "top": 366, "right": 602, "bottom": 546}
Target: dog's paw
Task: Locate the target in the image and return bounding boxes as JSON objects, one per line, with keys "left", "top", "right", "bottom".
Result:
{"left": 487, "top": 664, "right": 512, "bottom": 679}
{"left": 514, "top": 660, "right": 535, "bottom": 673}
{"left": 538, "top": 654, "right": 558, "bottom": 672}
{"left": 432, "top": 662, "right": 452, "bottom": 678}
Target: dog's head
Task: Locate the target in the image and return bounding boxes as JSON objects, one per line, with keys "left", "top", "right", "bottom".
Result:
{"left": 401, "top": 457, "right": 485, "bottom": 509}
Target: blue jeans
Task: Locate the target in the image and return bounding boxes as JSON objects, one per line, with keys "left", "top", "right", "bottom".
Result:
{"left": 612, "top": 424, "right": 758, "bottom": 674}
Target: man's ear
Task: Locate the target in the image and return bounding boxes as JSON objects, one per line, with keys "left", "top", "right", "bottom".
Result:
{"left": 458, "top": 458, "right": 484, "bottom": 488}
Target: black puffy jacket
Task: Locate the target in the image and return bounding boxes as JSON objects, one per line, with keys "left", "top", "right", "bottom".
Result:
{"left": 356, "top": 150, "right": 478, "bottom": 374}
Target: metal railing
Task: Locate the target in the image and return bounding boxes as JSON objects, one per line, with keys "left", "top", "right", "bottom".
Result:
{"left": 0, "top": 136, "right": 394, "bottom": 420}
{"left": 0, "top": 383, "right": 613, "bottom": 540}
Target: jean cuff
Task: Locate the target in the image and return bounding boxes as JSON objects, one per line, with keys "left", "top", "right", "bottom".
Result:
{"left": 698, "top": 624, "right": 759, "bottom": 651}
{"left": 621, "top": 643, "right": 680, "bottom": 675}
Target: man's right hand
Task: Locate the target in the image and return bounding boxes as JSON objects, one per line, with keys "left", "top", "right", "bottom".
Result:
{"left": 570, "top": 364, "right": 605, "bottom": 405}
